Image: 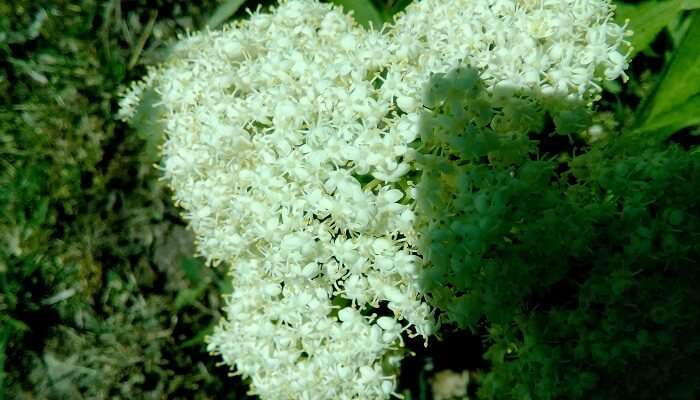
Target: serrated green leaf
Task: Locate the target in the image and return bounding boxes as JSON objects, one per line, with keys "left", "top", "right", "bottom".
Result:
{"left": 330, "top": 0, "right": 385, "bottom": 29}
{"left": 615, "top": 0, "right": 684, "bottom": 57}
{"left": 636, "top": 12, "right": 700, "bottom": 134}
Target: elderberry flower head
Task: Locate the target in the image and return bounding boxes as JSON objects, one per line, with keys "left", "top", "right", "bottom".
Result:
{"left": 119, "top": 0, "right": 629, "bottom": 398}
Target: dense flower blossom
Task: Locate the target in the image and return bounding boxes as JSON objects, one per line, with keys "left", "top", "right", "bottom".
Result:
{"left": 119, "top": 0, "right": 629, "bottom": 398}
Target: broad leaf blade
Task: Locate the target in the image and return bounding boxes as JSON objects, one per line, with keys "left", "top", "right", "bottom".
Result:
{"left": 615, "top": 0, "right": 683, "bottom": 57}
{"left": 636, "top": 94, "right": 700, "bottom": 137}
{"left": 330, "top": 0, "right": 385, "bottom": 29}
{"left": 636, "top": 12, "right": 700, "bottom": 133}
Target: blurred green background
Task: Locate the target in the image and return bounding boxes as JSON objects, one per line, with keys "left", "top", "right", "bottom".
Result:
{"left": 1, "top": 0, "right": 698, "bottom": 399}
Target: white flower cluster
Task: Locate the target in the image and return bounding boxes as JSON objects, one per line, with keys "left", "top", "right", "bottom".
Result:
{"left": 119, "top": 0, "right": 628, "bottom": 398}
{"left": 385, "top": 0, "right": 630, "bottom": 105}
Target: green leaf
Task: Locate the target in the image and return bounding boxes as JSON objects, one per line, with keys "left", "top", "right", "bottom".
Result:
{"left": 0, "top": 317, "right": 29, "bottom": 334}
{"left": 174, "top": 285, "right": 207, "bottom": 311}
{"left": 636, "top": 94, "right": 700, "bottom": 136}
{"left": 180, "top": 256, "right": 204, "bottom": 284}
{"left": 330, "top": 0, "right": 385, "bottom": 29}
{"left": 635, "top": 12, "right": 700, "bottom": 135}
{"left": 385, "top": 0, "right": 414, "bottom": 17}
{"left": 684, "top": 0, "right": 700, "bottom": 10}
{"left": 615, "top": 0, "right": 684, "bottom": 57}
{"left": 205, "top": 0, "right": 246, "bottom": 29}
{"left": 29, "top": 197, "right": 49, "bottom": 226}
{"left": 130, "top": 88, "right": 165, "bottom": 162}
{"left": 179, "top": 322, "right": 215, "bottom": 349}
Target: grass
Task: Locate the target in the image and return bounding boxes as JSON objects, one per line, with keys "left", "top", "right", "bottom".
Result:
{"left": 1, "top": 1, "right": 246, "bottom": 398}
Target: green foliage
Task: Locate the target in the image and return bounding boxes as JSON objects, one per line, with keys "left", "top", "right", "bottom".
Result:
{"left": 329, "top": 0, "right": 385, "bottom": 29}
{"left": 634, "top": 11, "right": 700, "bottom": 136}
{"left": 614, "top": 0, "right": 686, "bottom": 57}
{"left": 206, "top": 0, "right": 247, "bottom": 28}
{"left": 328, "top": 0, "right": 412, "bottom": 28}
{"left": 415, "top": 65, "right": 700, "bottom": 399}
